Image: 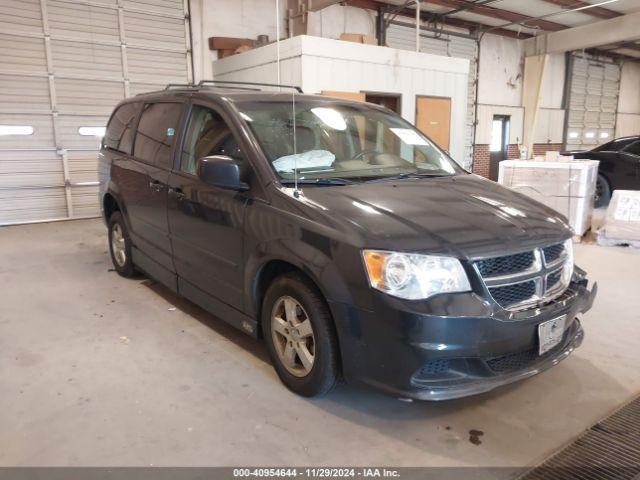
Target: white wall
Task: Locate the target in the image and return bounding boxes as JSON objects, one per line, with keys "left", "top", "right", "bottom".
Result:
{"left": 190, "top": 0, "right": 287, "bottom": 81}
{"left": 478, "top": 35, "right": 523, "bottom": 107}
{"left": 307, "top": 5, "right": 376, "bottom": 39}
{"left": 616, "top": 61, "right": 640, "bottom": 138}
{"left": 476, "top": 34, "right": 567, "bottom": 146}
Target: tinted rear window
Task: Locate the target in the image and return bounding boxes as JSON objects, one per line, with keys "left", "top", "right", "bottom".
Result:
{"left": 103, "top": 102, "right": 141, "bottom": 154}
{"left": 133, "top": 102, "right": 183, "bottom": 168}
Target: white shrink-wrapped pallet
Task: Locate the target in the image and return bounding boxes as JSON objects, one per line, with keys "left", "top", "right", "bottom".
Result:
{"left": 498, "top": 160, "right": 599, "bottom": 236}
{"left": 598, "top": 190, "right": 640, "bottom": 247}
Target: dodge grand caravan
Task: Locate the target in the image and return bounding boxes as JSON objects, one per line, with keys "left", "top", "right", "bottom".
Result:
{"left": 98, "top": 81, "right": 597, "bottom": 400}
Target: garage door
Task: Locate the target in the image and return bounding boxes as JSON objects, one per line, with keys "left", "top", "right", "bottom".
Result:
{"left": 386, "top": 21, "right": 477, "bottom": 169}
{"left": 0, "top": 0, "right": 191, "bottom": 225}
{"left": 565, "top": 54, "right": 620, "bottom": 152}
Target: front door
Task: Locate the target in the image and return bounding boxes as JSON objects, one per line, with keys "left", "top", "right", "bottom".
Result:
{"left": 489, "top": 115, "right": 510, "bottom": 181}
{"left": 167, "top": 102, "right": 248, "bottom": 311}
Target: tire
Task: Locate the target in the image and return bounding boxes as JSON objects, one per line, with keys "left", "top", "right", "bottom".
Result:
{"left": 262, "top": 273, "right": 340, "bottom": 397}
{"left": 108, "top": 211, "right": 136, "bottom": 277}
{"left": 594, "top": 174, "right": 611, "bottom": 208}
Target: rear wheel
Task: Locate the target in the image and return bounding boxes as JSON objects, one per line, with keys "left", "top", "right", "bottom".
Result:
{"left": 594, "top": 174, "right": 611, "bottom": 208}
{"left": 108, "top": 211, "right": 135, "bottom": 277}
{"left": 262, "top": 273, "right": 340, "bottom": 397}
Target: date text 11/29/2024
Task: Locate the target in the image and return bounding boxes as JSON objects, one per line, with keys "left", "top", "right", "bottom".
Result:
{"left": 233, "top": 468, "right": 400, "bottom": 478}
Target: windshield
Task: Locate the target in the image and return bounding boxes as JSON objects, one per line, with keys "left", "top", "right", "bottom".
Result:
{"left": 236, "top": 99, "right": 464, "bottom": 182}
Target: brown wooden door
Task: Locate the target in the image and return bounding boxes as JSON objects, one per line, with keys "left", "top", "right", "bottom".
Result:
{"left": 416, "top": 96, "right": 451, "bottom": 151}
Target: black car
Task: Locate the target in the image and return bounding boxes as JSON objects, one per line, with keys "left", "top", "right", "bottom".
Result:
{"left": 564, "top": 135, "right": 640, "bottom": 207}
{"left": 99, "top": 81, "right": 597, "bottom": 400}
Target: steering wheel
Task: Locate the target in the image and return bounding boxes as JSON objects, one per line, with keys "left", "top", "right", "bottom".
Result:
{"left": 353, "top": 149, "right": 379, "bottom": 160}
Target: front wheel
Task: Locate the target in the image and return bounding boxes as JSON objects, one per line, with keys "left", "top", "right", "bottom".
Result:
{"left": 262, "top": 273, "right": 340, "bottom": 397}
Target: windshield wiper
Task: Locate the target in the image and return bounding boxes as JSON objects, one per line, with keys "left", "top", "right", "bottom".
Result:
{"left": 279, "top": 177, "right": 358, "bottom": 186}
{"left": 364, "top": 172, "right": 453, "bottom": 183}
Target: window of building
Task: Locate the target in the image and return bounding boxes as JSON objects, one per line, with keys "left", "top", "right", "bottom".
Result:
{"left": 0, "top": 125, "right": 33, "bottom": 136}
{"left": 79, "top": 126, "right": 106, "bottom": 137}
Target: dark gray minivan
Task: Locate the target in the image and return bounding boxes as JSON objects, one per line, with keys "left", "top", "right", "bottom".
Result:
{"left": 99, "top": 81, "right": 597, "bottom": 400}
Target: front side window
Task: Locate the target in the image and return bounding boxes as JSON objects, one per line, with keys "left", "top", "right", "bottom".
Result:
{"left": 236, "top": 100, "right": 463, "bottom": 182}
{"left": 103, "top": 102, "right": 141, "bottom": 154}
{"left": 180, "top": 104, "right": 243, "bottom": 176}
{"left": 623, "top": 141, "right": 640, "bottom": 157}
{"left": 133, "top": 102, "right": 183, "bottom": 168}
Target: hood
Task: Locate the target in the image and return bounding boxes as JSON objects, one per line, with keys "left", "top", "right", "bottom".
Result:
{"left": 288, "top": 174, "right": 572, "bottom": 259}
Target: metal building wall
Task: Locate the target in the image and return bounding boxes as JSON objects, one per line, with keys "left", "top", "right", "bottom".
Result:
{"left": 0, "top": 0, "right": 191, "bottom": 225}
{"left": 565, "top": 54, "right": 620, "bottom": 151}
{"left": 386, "top": 22, "right": 477, "bottom": 169}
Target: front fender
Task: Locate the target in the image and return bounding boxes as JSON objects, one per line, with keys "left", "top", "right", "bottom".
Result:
{"left": 244, "top": 238, "right": 356, "bottom": 319}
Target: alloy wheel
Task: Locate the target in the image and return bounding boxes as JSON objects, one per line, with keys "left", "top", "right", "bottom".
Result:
{"left": 111, "top": 223, "right": 127, "bottom": 267}
{"left": 270, "top": 296, "right": 316, "bottom": 377}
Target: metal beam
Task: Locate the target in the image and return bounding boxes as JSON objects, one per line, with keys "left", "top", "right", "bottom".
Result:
{"left": 308, "top": 0, "right": 344, "bottom": 11}
{"left": 421, "top": 0, "right": 568, "bottom": 31}
{"left": 347, "top": 0, "right": 533, "bottom": 39}
{"left": 524, "top": 11, "right": 640, "bottom": 56}
{"left": 539, "top": 0, "right": 621, "bottom": 20}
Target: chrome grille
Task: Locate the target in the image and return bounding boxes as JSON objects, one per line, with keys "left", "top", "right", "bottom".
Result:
{"left": 474, "top": 241, "right": 572, "bottom": 311}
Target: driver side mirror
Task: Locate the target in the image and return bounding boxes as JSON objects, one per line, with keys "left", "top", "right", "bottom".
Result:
{"left": 197, "top": 155, "right": 249, "bottom": 191}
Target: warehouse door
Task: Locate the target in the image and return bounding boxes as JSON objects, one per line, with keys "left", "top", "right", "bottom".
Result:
{"left": 565, "top": 55, "right": 620, "bottom": 152}
{"left": 0, "top": 0, "right": 191, "bottom": 225}
{"left": 416, "top": 96, "right": 451, "bottom": 151}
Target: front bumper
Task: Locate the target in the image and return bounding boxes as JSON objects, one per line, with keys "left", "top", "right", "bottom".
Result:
{"left": 330, "top": 280, "right": 597, "bottom": 401}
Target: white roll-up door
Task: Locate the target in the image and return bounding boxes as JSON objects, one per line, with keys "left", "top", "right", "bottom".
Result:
{"left": 0, "top": 0, "right": 191, "bottom": 225}
{"left": 386, "top": 22, "right": 477, "bottom": 169}
{"left": 565, "top": 54, "right": 620, "bottom": 152}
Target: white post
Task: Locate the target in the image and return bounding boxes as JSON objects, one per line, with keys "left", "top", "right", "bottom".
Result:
{"left": 276, "top": 0, "right": 281, "bottom": 88}
{"left": 415, "top": 0, "right": 420, "bottom": 52}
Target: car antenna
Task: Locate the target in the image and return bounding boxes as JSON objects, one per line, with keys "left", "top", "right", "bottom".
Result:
{"left": 275, "top": 0, "right": 299, "bottom": 197}
{"left": 292, "top": 89, "right": 300, "bottom": 198}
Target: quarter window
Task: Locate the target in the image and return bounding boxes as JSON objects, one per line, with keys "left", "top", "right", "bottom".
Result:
{"left": 133, "top": 102, "right": 183, "bottom": 168}
{"left": 180, "top": 105, "right": 243, "bottom": 176}
{"left": 103, "top": 102, "right": 141, "bottom": 154}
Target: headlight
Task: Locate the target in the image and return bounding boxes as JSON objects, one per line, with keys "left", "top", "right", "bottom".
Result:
{"left": 362, "top": 250, "right": 471, "bottom": 300}
{"left": 561, "top": 238, "right": 574, "bottom": 285}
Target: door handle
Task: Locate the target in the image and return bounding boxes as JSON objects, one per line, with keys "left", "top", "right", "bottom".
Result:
{"left": 169, "top": 186, "right": 185, "bottom": 200}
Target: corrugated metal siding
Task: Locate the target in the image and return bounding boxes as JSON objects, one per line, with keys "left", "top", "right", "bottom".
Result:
{"left": 386, "top": 22, "right": 477, "bottom": 169}
{"left": 0, "top": 0, "right": 191, "bottom": 225}
{"left": 566, "top": 54, "right": 620, "bottom": 151}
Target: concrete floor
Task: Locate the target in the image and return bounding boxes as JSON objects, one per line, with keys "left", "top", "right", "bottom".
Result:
{"left": 1, "top": 218, "right": 639, "bottom": 469}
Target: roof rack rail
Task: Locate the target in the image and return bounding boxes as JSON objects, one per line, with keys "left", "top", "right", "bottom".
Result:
{"left": 197, "top": 80, "right": 303, "bottom": 93}
{"left": 164, "top": 83, "right": 196, "bottom": 90}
